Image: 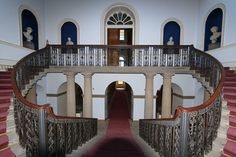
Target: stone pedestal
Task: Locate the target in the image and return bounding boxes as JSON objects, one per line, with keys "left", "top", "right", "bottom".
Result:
{"left": 23, "top": 41, "right": 35, "bottom": 50}
{"left": 208, "top": 42, "right": 220, "bottom": 50}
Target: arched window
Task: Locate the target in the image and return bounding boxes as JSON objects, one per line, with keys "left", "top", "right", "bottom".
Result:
{"left": 107, "top": 12, "right": 133, "bottom": 25}
{"left": 204, "top": 8, "right": 223, "bottom": 51}
{"left": 21, "top": 9, "right": 38, "bottom": 50}
{"left": 163, "top": 21, "right": 180, "bottom": 45}
{"left": 61, "top": 22, "right": 77, "bottom": 45}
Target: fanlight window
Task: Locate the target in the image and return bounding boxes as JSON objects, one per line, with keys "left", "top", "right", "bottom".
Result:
{"left": 107, "top": 12, "right": 133, "bottom": 25}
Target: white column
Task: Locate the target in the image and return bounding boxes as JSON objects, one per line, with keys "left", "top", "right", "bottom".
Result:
{"left": 161, "top": 72, "right": 173, "bottom": 118}
{"left": 65, "top": 72, "right": 76, "bottom": 116}
{"left": 82, "top": 72, "right": 93, "bottom": 118}
{"left": 144, "top": 73, "right": 156, "bottom": 119}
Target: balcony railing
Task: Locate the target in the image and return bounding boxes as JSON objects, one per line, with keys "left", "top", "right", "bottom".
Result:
{"left": 11, "top": 44, "right": 223, "bottom": 156}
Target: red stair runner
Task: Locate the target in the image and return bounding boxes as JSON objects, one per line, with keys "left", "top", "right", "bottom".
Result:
{"left": 83, "top": 90, "right": 145, "bottom": 157}
{"left": 0, "top": 70, "right": 15, "bottom": 157}
{"left": 222, "top": 67, "right": 236, "bottom": 157}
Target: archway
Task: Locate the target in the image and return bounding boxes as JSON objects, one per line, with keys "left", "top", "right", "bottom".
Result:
{"left": 156, "top": 83, "right": 183, "bottom": 117}
{"left": 36, "top": 84, "right": 46, "bottom": 105}
{"left": 57, "top": 82, "right": 83, "bottom": 116}
{"left": 105, "top": 81, "right": 133, "bottom": 119}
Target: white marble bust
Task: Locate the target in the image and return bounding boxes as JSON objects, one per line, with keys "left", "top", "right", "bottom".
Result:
{"left": 66, "top": 37, "right": 74, "bottom": 45}
{"left": 23, "top": 27, "right": 35, "bottom": 49}
{"left": 167, "top": 36, "right": 174, "bottom": 45}
{"left": 210, "top": 26, "right": 221, "bottom": 44}
{"left": 23, "top": 27, "right": 33, "bottom": 42}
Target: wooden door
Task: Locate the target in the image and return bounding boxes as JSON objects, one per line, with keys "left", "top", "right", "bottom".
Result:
{"left": 107, "top": 28, "right": 132, "bottom": 66}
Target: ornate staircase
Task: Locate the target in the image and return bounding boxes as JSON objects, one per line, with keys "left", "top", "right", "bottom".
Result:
{"left": 2, "top": 44, "right": 225, "bottom": 156}
{"left": 221, "top": 67, "right": 236, "bottom": 157}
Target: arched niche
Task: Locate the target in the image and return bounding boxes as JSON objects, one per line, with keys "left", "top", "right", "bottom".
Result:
{"left": 61, "top": 21, "right": 77, "bottom": 45}
{"left": 163, "top": 21, "right": 181, "bottom": 45}
{"left": 21, "top": 9, "right": 39, "bottom": 50}
{"left": 204, "top": 8, "right": 223, "bottom": 51}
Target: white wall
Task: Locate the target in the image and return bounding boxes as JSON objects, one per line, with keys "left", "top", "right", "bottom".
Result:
{"left": 208, "top": 44, "right": 236, "bottom": 67}
{"left": 196, "top": 0, "right": 236, "bottom": 49}
{"left": 44, "top": 0, "right": 199, "bottom": 45}
{"left": 0, "top": 0, "right": 46, "bottom": 48}
{"left": 0, "top": 40, "right": 32, "bottom": 65}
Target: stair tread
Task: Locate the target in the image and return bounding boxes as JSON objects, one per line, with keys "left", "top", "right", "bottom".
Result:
{"left": 0, "top": 148, "right": 15, "bottom": 157}
{"left": 227, "top": 100, "right": 236, "bottom": 104}
{"left": 227, "top": 127, "right": 236, "bottom": 141}
{"left": 223, "top": 140, "right": 236, "bottom": 156}
{"left": 229, "top": 116, "right": 236, "bottom": 127}
{"left": 227, "top": 105, "right": 236, "bottom": 116}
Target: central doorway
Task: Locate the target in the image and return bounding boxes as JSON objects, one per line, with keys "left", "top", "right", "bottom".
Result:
{"left": 107, "top": 28, "right": 133, "bottom": 66}
{"left": 105, "top": 81, "right": 133, "bottom": 119}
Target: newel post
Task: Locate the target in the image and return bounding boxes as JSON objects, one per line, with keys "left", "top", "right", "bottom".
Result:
{"left": 180, "top": 112, "right": 189, "bottom": 157}
{"left": 38, "top": 109, "right": 47, "bottom": 156}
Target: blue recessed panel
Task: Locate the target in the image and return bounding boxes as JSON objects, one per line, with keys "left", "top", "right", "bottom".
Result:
{"left": 204, "top": 8, "right": 223, "bottom": 51}
{"left": 163, "top": 21, "right": 180, "bottom": 45}
{"left": 22, "top": 10, "right": 39, "bottom": 50}
{"left": 61, "top": 22, "right": 77, "bottom": 45}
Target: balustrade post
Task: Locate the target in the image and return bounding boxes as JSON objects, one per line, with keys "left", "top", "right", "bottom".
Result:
{"left": 38, "top": 109, "right": 47, "bottom": 157}
{"left": 180, "top": 112, "right": 189, "bottom": 157}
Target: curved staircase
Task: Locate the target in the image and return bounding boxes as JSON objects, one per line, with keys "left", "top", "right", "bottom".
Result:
{"left": 221, "top": 67, "right": 236, "bottom": 157}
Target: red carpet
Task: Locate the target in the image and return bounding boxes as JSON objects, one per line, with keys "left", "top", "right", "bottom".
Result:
{"left": 0, "top": 70, "right": 15, "bottom": 157}
{"left": 83, "top": 90, "right": 145, "bottom": 157}
{"left": 221, "top": 67, "right": 236, "bottom": 156}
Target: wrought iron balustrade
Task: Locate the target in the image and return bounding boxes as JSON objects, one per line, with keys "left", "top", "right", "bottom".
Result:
{"left": 139, "top": 47, "right": 224, "bottom": 156}
{"left": 11, "top": 44, "right": 223, "bottom": 157}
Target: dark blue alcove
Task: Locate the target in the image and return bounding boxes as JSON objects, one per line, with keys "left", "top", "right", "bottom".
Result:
{"left": 204, "top": 8, "right": 223, "bottom": 51}
{"left": 61, "top": 22, "right": 77, "bottom": 45}
{"left": 163, "top": 21, "right": 180, "bottom": 45}
{"left": 22, "top": 9, "right": 38, "bottom": 50}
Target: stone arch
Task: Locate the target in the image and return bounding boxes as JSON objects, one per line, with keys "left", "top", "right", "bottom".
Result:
{"left": 57, "top": 82, "right": 83, "bottom": 116}
{"left": 104, "top": 81, "right": 133, "bottom": 119}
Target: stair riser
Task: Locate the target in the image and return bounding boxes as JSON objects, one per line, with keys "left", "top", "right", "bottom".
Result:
{"left": 0, "top": 86, "right": 12, "bottom": 90}
{"left": 224, "top": 95, "right": 236, "bottom": 99}
{"left": 225, "top": 77, "right": 236, "bottom": 81}
{"left": 224, "top": 88, "right": 236, "bottom": 93}
{"left": 0, "top": 76, "right": 11, "bottom": 79}
{"left": 224, "top": 83, "right": 236, "bottom": 87}
{"left": 0, "top": 80, "right": 11, "bottom": 84}
{"left": 0, "top": 99, "right": 10, "bottom": 103}
{"left": 225, "top": 73, "right": 236, "bottom": 77}
{"left": 0, "top": 92, "right": 12, "bottom": 96}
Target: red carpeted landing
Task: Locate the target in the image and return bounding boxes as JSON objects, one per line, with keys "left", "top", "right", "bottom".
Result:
{"left": 83, "top": 90, "right": 145, "bottom": 157}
